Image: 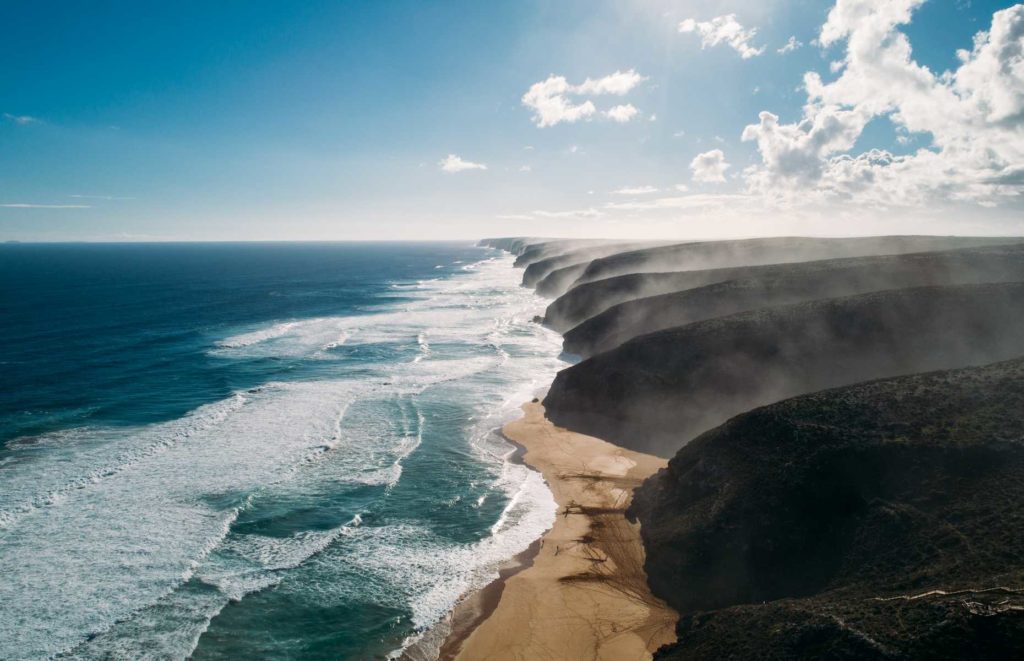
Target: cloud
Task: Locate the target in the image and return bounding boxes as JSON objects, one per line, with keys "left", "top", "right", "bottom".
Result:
{"left": 778, "top": 36, "right": 803, "bottom": 54}
{"left": 522, "top": 70, "right": 647, "bottom": 127}
{"left": 3, "top": 113, "right": 39, "bottom": 125}
{"left": 519, "top": 165, "right": 532, "bottom": 172}
{"left": 69, "top": 194, "right": 135, "bottom": 200}
{"left": 611, "top": 185, "right": 659, "bottom": 195}
{"left": 1, "top": 203, "right": 90, "bottom": 208}
{"left": 741, "top": 1, "right": 1024, "bottom": 209}
{"left": 679, "top": 14, "right": 765, "bottom": 59}
{"left": 690, "top": 149, "right": 731, "bottom": 183}
{"left": 531, "top": 207, "right": 604, "bottom": 219}
{"left": 439, "top": 154, "right": 487, "bottom": 173}
{"left": 574, "top": 70, "right": 647, "bottom": 95}
{"left": 605, "top": 104, "right": 639, "bottom": 122}
{"left": 604, "top": 193, "right": 749, "bottom": 212}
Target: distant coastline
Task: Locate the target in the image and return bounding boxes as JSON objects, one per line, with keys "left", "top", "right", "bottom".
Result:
{"left": 447, "top": 235, "right": 1024, "bottom": 660}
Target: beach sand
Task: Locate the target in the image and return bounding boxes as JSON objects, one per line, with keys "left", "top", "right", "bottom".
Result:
{"left": 441, "top": 402, "right": 678, "bottom": 660}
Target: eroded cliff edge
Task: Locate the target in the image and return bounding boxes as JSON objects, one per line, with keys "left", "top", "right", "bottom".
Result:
{"left": 628, "top": 358, "right": 1024, "bottom": 660}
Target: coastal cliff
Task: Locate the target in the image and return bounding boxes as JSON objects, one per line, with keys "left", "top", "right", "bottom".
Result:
{"left": 570, "top": 235, "right": 1023, "bottom": 286}
{"left": 562, "top": 245, "right": 1024, "bottom": 357}
{"left": 545, "top": 282, "right": 1024, "bottom": 457}
{"left": 468, "top": 236, "right": 1024, "bottom": 659}
{"left": 629, "top": 358, "right": 1024, "bottom": 659}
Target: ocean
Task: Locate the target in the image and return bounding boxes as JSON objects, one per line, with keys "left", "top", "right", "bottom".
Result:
{"left": 0, "top": 242, "right": 564, "bottom": 660}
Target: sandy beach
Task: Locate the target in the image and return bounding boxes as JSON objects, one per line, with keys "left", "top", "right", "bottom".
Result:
{"left": 441, "top": 401, "right": 678, "bottom": 660}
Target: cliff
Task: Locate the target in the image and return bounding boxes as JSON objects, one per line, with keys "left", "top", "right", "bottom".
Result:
{"left": 544, "top": 282, "right": 1024, "bottom": 457}
{"left": 544, "top": 243, "right": 1024, "bottom": 333}
{"left": 571, "top": 236, "right": 1024, "bottom": 288}
{"left": 629, "top": 358, "right": 1024, "bottom": 660}
{"left": 562, "top": 245, "right": 1024, "bottom": 357}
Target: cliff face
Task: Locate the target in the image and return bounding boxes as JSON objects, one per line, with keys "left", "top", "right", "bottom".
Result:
{"left": 629, "top": 358, "right": 1024, "bottom": 660}
{"left": 572, "top": 236, "right": 1024, "bottom": 287}
{"left": 562, "top": 245, "right": 1024, "bottom": 357}
{"left": 521, "top": 242, "right": 656, "bottom": 288}
{"left": 510, "top": 239, "right": 611, "bottom": 268}
{"left": 544, "top": 282, "right": 1024, "bottom": 457}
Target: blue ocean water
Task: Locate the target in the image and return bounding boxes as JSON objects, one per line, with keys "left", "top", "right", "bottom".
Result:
{"left": 0, "top": 242, "right": 564, "bottom": 660}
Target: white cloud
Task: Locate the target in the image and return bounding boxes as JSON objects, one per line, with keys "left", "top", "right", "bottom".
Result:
{"left": 778, "top": 36, "right": 803, "bottom": 54}
{"left": 1, "top": 203, "right": 90, "bottom": 208}
{"left": 679, "top": 14, "right": 765, "bottom": 59}
{"left": 521, "top": 70, "right": 647, "bottom": 127}
{"left": 741, "top": 1, "right": 1024, "bottom": 209}
{"left": 574, "top": 70, "right": 647, "bottom": 95}
{"left": 3, "top": 113, "right": 39, "bottom": 125}
{"left": 674, "top": 183, "right": 690, "bottom": 192}
{"left": 611, "top": 185, "right": 659, "bottom": 195}
{"left": 519, "top": 165, "right": 532, "bottom": 172}
{"left": 605, "top": 193, "right": 748, "bottom": 212}
{"left": 532, "top": 207, "right": 604, "bottom": 219}
{"left": 439, "top": 154, "right": 487, "bottom": 173}
{"left": 605, "top": 104, "right": 639, "bottom": 123}
{"left": 690, "top": 149, "right": 731, "bottom": 183}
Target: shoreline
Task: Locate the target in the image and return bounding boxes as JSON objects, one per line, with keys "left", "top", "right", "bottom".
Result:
{"left": 399, "top": 425, "right": 544, "bottom": 661}
{"left": 435, "top": 432, "right": 537, "bottom": 661}
{"left": 439, "top": 402, "right": 678, "bottom": 660}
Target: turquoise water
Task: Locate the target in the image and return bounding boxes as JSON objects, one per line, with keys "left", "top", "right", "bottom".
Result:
{"left": 0, "top": 242, "right": 564, "bottom": 659}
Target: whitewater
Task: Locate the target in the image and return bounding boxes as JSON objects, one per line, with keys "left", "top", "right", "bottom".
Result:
{"left": 0, "top": 245, "right": 564, "bottom": 659}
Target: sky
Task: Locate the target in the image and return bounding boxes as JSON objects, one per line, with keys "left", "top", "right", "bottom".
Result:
{"left": 1, "top": 0, "right": 1022, "bottom": 241}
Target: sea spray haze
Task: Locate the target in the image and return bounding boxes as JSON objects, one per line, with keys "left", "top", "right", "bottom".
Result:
{"left": 0, "top": 242, "right": 564, "bottom": 659}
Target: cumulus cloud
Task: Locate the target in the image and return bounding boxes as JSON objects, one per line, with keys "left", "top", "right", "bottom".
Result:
{"left": 605, "top": 103, "right": 639, "bottom": 123}
{"left": 611, "top": 185, "right": 659, "bottom": 195}
{"left": 679, "top": 14, "right": 765, "bottom": 59}
{"left": 778, "top": 36, "right": 803, "bottom": 54}
{"left": 439, "top": 154, "right": 487, "bottom": 173}
{"left": 522, "top": 70, "right": 647, "bottom": 127}
{"left": 741, "top": 1, "right": 1024, "bottom": 209}
{"left": 690, "top": 149, "right": 731, "bottom": 183}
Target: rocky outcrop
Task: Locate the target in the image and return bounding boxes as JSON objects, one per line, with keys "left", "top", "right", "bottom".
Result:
{"left": 629, "top": 358, "right": 1024, "bottom": 660}
{"left": 544, "top": 282, "right": 1024, "bottom": 457}
{"left": 562, "top": 245, "right": 1024, "bottom": 357}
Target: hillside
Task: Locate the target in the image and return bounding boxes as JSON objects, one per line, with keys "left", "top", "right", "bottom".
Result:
{"left": 571, "top": 236, "right": 1024, "bottom": 287}
{"left": 544, "top": 282, "right": 1024, "bottom": 456}
{"left": 629, "top": 358, "right": 1024, "bottom": 660}
{"left": 562, "top": 245, "right": 1024, "bottom": 357}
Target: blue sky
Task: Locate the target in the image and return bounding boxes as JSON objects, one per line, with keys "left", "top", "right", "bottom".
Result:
{"left": 1, "top": 0, "right": 1022, "bottom": 241}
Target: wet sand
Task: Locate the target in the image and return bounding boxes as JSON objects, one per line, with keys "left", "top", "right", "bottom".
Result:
{"left": 442, "top": 402, "right": 678, "bottom": 660}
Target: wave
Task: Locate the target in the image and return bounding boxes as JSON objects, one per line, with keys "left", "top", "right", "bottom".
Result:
{"left": 0, "top": 254, "right": 567, "bottom": 660}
